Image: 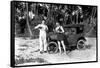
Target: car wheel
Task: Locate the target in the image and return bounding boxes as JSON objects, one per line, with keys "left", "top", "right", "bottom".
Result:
{"left": 47, "top": 41, "right": 58, "bottom": 54}
{"left": 77, "top": 39, "right": 86, "bottom": 50}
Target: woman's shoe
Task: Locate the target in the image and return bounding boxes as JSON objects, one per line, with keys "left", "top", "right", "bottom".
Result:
{"left": 40, "top": 51, "right": 43, "bottom": 54}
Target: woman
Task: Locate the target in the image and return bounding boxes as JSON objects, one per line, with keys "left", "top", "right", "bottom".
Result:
{"left": 34, "top": 20, "right": 48, "bottom": 54}
{"left": 55, "top": 22, "right": 66, "bottom": 53}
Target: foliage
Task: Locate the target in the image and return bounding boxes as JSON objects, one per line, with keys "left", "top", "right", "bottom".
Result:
{"left": 14, "top": 2, "right": 97, "bottom": 38}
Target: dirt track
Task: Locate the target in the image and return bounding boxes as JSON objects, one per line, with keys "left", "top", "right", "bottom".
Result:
{"left": 15, "top": 37, "right": 96, "bottom": 66}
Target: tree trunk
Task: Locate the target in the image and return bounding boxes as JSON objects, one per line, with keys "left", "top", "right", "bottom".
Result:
{"left": 26, "top": 3, "right": 33, "bottom": 38}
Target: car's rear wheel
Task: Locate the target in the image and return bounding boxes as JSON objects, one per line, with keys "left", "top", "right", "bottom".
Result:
{"left": 47, "top": 41, "right": 58, "bottom": 54}
{"left": 77, "top": 39, "right": 86, "bottom": 50}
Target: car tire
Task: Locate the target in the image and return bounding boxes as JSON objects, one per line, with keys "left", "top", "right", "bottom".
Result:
{"left": 47, "top": 41, "right": 58, "bottom": 54}
{"left": 77, "top": 39, "right": 86, "bottom": 50}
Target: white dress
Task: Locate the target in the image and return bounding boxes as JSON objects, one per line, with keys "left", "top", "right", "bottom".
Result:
{"left": 35, "top": 24, "right": 48, "bottom": 51}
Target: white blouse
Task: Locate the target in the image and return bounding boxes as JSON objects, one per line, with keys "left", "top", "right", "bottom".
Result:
{"left": 55, "top": 26, "right": 64, "bottom": 33}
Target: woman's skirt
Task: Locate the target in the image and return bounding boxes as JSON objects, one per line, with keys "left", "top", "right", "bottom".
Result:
{"left": 57, "top": 33, "right": 65, "bottom": 41}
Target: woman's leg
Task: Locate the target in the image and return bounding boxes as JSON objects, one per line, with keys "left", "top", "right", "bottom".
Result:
{"left": 61, "top": 41, "right": 66, "bottom": 53}
{"left": 43, "top": 37, "right": 47, "bottom": 52}
{"left": 58, "top": 41, "right": 62, "bottom": 53}
{"left": 39, "top": 36, "right": 43, "bottom": 52}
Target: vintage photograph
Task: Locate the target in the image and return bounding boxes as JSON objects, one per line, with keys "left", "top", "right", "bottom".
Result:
{"left": 11, "top": 1, "right": 97, "bottom": 67}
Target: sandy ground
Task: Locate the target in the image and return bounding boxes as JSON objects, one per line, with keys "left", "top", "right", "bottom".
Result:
{"left": 15, "top": 37, "right": 96, "bottom": 66}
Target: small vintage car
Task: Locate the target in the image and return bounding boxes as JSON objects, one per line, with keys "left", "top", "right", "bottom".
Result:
{"left": 47, "top": 24, "right": 87, "bottom": 54}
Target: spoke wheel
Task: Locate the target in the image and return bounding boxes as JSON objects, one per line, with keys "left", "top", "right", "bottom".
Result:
{"left": 47, "top": 42, "right": 58, "bottom": 54}
{"left": 77, "top": 39, "right": 86, "bottom": 50}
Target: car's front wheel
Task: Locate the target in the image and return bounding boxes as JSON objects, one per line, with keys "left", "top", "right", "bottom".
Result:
{"left": 47, "top": 41, "right": 58, "bottom": 54}
{"left": 77, "top": 39, "right": 86, "bottom": 50}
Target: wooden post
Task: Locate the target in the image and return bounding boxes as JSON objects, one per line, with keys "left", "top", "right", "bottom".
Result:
{"left": 26, "top": 3, "right": 33, "bottom": 38}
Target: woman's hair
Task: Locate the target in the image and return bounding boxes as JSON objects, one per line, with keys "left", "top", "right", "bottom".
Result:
{"left": 56, "top": 22, "right": 62, "bottom": 26}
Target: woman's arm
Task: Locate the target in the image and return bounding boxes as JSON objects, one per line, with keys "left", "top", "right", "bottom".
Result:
{"left": 60, "top": 26, "right": 64, "bottom": 33}
{"left": 46, "top": 25, "right": 48, "bottom": 31}
{"left": 34, "top": 24, "right": 40, "bottom": 29}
